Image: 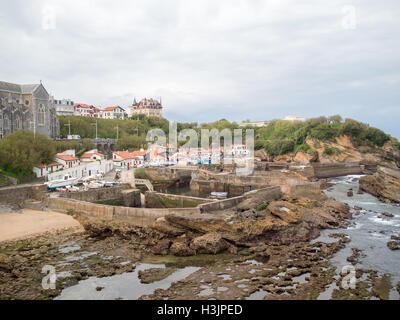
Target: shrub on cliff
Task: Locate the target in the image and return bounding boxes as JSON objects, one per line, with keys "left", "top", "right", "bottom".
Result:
{"left": 265, "top": 139, "right": 295, "bottom": 156}
{"left": 323, "top": 147, "right": 342, "bottom": 155}
{"left": 364, "top": 127, "right": 390, "bottom": 147}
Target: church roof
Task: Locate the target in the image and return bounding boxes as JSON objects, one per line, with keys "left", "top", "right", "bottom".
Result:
{"left": 0, "top": 81, "right": 40, "bottom": 94}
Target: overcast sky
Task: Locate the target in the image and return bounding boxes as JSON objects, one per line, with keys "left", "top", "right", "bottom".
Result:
{"left": 1, "top": 0, "right": 399, "bottom": 138}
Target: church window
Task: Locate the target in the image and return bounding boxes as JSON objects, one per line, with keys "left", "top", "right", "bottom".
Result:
{"left": 4, "top": 114, "right": 9, "bottom": 130}
{"left": 38, "top": 104, "right": 45, "bottom": 125}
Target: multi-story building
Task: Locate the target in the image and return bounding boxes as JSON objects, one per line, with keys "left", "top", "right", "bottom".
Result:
{"left": 53, "top": 98, "right": 74, "bottom": 116}
{"left": 130, "top": 98, "right": 163, "bottom": 118}
{"left": 100, "top": 106, "right": 125, "bottom": 120}
{"left": 0, "top": 80, "right": 59, "bottom": 139}
{"left": 74, "top": 103, "right": 100, "bottom": 118}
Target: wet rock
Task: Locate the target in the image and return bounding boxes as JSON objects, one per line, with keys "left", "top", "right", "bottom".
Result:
{"left": 138, "top": 267, "right": 177, "bottom": 284}
{"left": 347, "top": 189, "right": 353, "bottom": 197}
{"left": 357, "top": 189, "right": 364, "bottom": 195}
{"left": 169, "top": 241, "right": 196, "bottom": 257}
{"left": 378, "top": 212, "right": 394, "bottom": 218}
{"left": 397, "top": 282, "right": 400, "bottom": 295}
{"left": 190, "top": 233, "right": 229, "bottom": 255}
{"left": 390, "top": 235, "right": 400, "bottom": 241}
{"left": 238, "top": 209, "right": 266, "bottom": 219}
{"left": 354, "top": 211, "right": 360, "bottom": 216}
{"left": 346, "top": 248, "right": 361, "bottom": 265}
{"left": 354, "top": 206, "right": 362, "bottom": 211}
{"left": 151, "top": 239, "right": 172, "bottom": 256}
{"left": 267, "top": 201, "right": 299, "bottom": 223}
{"left": 96, "top": 286, "right": 104, "bottom": 291}
{"left": 387, "top": 241, "right": 400, "bottom": 250}
{"left": 372, "top": 275, "right": 391, "bottom": 300}
{"left": 151, "top": 217, "right": 186, "bottom": 236}
{"left": 359, "top": 167, "right": 400, "bottom": 204}
{"left": 0, "top": 254, "right": 12, "bottom": 272}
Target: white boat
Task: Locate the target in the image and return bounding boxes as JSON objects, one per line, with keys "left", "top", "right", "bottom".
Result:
{"left": 46, "top": 174, "right": 79, "bottom": 190}
{"left": 210, "top": 192, "right": 228, "bottom": 199}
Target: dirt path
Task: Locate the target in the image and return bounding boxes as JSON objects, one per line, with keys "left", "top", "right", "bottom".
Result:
{"left": 0, "top": 209, "right": 84, "bottom": 243}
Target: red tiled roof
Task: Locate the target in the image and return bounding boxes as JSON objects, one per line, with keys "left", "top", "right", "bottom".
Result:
{"left": 35, "top": 162, "right": 62, "bottom": 169}
{"left": 74, "top": 103, "right": 94, "bottom": 108}
{"left": 113, "top": 151, "right": 135, "bottom": 159}
{"left": 56, "top": 154, "right": 78, "bottom": 161}
{"left": 103, "top": 106, "right": 119, "bottom": 111}
{"left": 81, "top": 152, "right": 104, "bottom": 159}
{"left": 130, "top": 151, "right": 147, "bottom": 157}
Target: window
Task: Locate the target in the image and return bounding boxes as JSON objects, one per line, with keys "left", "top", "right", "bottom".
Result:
{"left": 3, "top": 115, "right": 9, "bottom": 130}
{"left": 15, "top": 116, "right": 21, "bottom": 130}
{"left": 38, "top": 104, "right": 45, "bottom": 125}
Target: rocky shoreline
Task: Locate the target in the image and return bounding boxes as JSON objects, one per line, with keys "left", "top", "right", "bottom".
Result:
{"left": 360, "top": 166, "right": 400, "bottom": 204}
{"left": 1, "top": 174, "right": 399, "bottom": 300}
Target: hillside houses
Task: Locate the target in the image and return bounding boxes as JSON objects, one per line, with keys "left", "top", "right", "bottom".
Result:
{"left": 80, "top": 150, "right": 105, "bottom": 162}
{"left": 33, "top": 149, "right": 105, "bottom": 178}
{"left": 73, "top": 103, "right": 126, "bottom": 119}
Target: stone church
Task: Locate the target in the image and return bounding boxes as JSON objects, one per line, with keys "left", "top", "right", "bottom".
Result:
{"left": 0, "top": 81, "right": 59, "bottom": 139}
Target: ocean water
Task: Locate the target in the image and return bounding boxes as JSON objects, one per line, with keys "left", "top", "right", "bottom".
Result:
{"left": 315, "top": 175, "right": 400, "bottom": 299}
{"left": 56, "top": 263, "right": 200, "bottom": 300}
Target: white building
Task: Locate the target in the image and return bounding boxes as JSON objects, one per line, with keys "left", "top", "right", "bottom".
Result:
{"left": 284, "top": 115, "right": 305, "bottom": 122}
{"left": 112, "top": 150, "right": 146, "bottom": 169}
{"left": 46, "top": 160, "right": 114, "bottom": 182}
{"left": 239, "top": 121, "right": 270, "bottom": 128}
{"left": 33, "top": 162, "right": 63, "bottom": 178}
{"left": 55, "top": 153, "right": 79, "bottom": 169}
{"left": 80, "top": 150, "right": 105, "bottom": 162}
{"left": 100, "top": 106, "right": 125, "bottom": 119}
{"left": 53, "top": 98, "right": 74, "bottom": 116}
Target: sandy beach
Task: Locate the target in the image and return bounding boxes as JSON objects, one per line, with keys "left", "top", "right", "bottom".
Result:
{"left": 0, "top": 209, "right": 83, "bottom": 243}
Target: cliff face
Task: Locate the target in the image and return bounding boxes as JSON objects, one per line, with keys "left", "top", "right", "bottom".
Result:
{"left": 359, "top": 166, "right": 400, "bottom": 203}
{"left": 270, "top": 135, "right": 400, "bottom": 168}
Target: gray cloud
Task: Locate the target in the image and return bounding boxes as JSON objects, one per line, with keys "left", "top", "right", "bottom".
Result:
{"left": 0, "top": 0, "right": 399, "bottom": 137}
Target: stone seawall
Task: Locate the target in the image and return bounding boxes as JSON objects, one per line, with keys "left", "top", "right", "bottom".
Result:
{"left": 139, "top": 167, "right": 196, "bottom": 181}
{"left": 191, "top": 169, "right": 308, "bottom": 196}
{"left": 0, "top": 184, "right": 47, "bottom": 204}
{"left": 45, "top": 197, "right": 200, "bottom": 227}
{"left": 59, "top": 184, "right": 131, "bottom": 202}
{"left": 145, "top": 192, "right": 216, "bottom": 208}
{"left": 199, "top": 186, "right": 282, "bottom": 212}
{"left": 312, "top": 162, "right": 362, "bottom": 178}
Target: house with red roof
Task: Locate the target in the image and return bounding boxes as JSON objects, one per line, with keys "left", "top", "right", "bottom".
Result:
{"left": 80, "top": 149, "right": 105, "bottom": 162}
{"left": 74, "top": 103, "right": 100, "bottom": 118}
{"left": 55, "top": 153, "right": 79, "bottom": 169}
{"left": 33, "top": 162, "right": 64, "bottom": 178}
{"left": 100, "top": 106, "right": 125, "bottom": 120}
{"left": 112, "top": 150, "right": 146, "bottom": 169}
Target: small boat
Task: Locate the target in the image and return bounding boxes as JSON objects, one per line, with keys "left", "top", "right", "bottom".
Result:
{"left": 210, "top": 192, "right": 228, "bottom": 199}
{"left": 46, "top": 174, "right": 79, "bottom": 190}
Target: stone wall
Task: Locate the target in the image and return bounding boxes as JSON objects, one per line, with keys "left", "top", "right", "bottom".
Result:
{"left": 140, "top": 167, "right": 196, "bottom": 181}
{"left": 58, "top": 184, "right": 131, "bottom": 202}
{"left": 312, "top": 162, "right": 362, "bottom": 178}
{"left": 198, "top": 186, "right": 281, "bottom": 213}
{"left": 0, "top": 184, "right": 47, "bottom": 204}
{"left": 191, "top": 169, "right": 308, "bottom": 196}
{"left": 145, "top": 191, "right": 215, "bottom": 208}
{"left": 121, "top": 189, "right": 141, "bottom": 207}
{"left": 288, "top": 183, "right": 327, "bottom": 201}
{"left": 45, "top": 197, "right": 200, "bottom": 227}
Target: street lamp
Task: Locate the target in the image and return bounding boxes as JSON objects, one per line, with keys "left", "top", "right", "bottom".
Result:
{"left": 91, "top": 120, "right": 98, "bottom": 139}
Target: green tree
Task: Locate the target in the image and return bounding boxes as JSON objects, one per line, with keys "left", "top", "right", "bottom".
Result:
{"left": 0, "top": 131, "right": 56, "bottom": 178}
{"left": 82, "top": 138, "right": 95, "bottom": 150}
